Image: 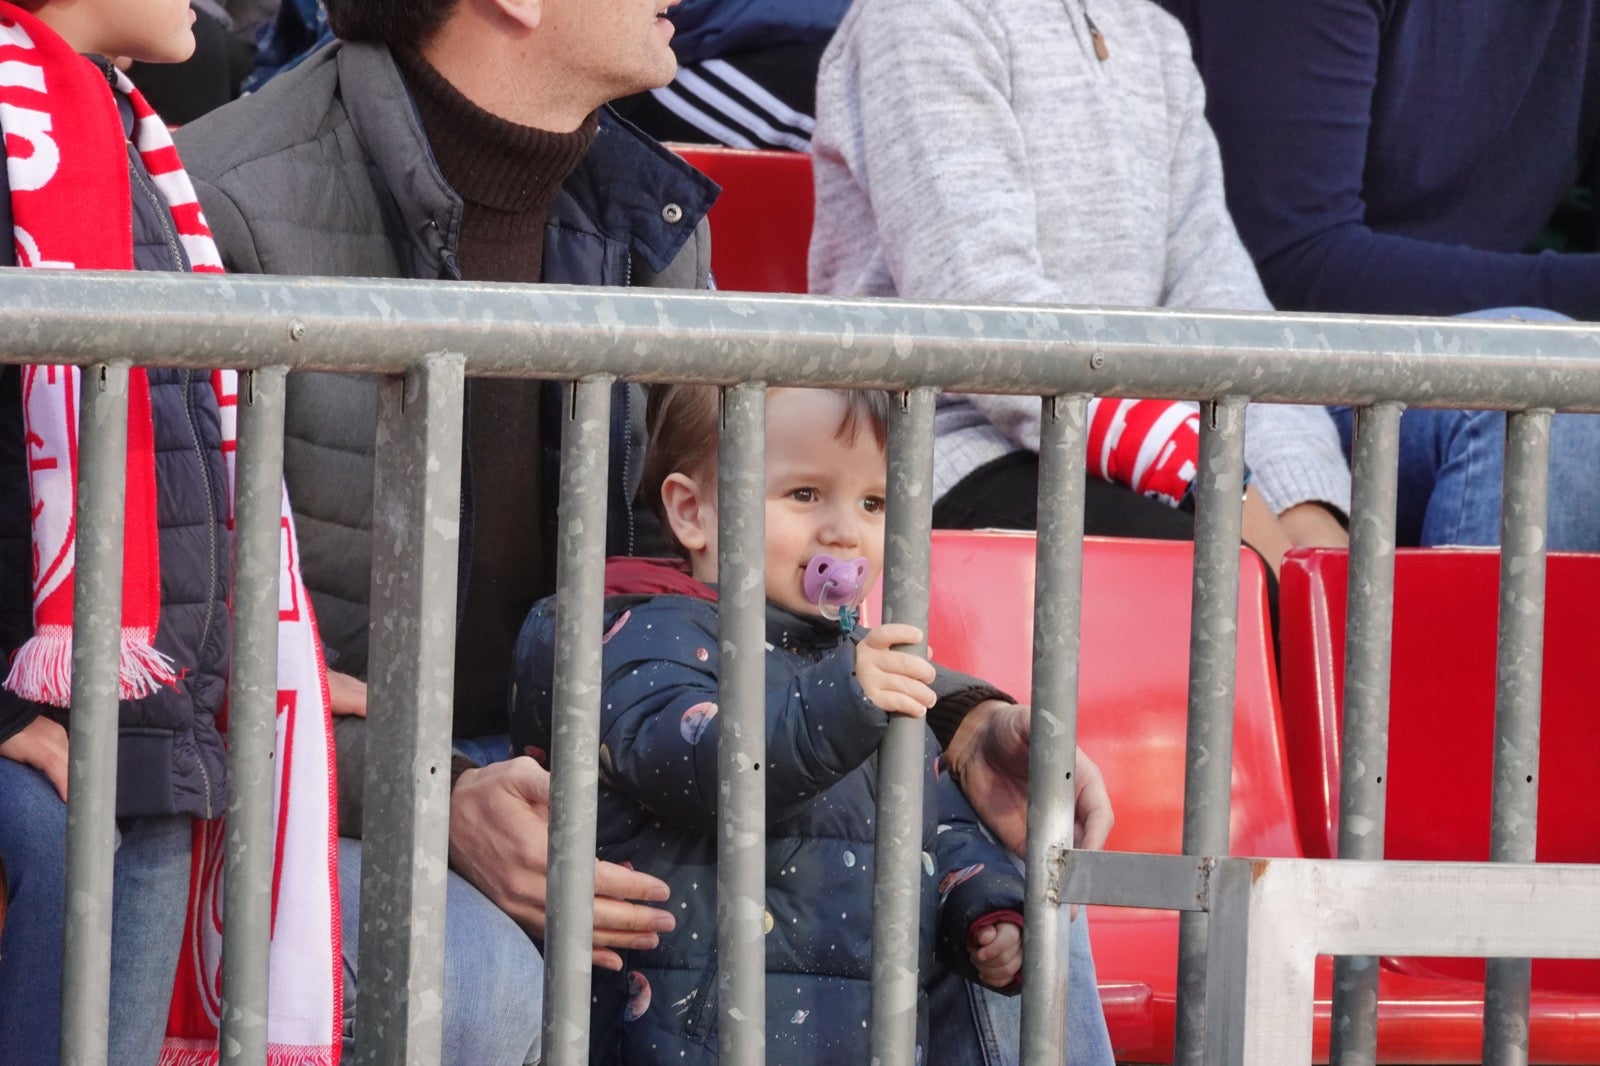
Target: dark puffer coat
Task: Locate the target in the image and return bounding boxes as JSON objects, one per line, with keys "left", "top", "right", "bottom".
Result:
{"left": 510, "top": 566, "right": 1025, "bottom": 1065}
{"left": 0, "top": 76, "right": 231, "bottom": 818}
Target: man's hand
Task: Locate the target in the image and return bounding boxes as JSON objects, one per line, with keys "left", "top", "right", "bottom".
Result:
{"left": 944, "top": 700, "right": 1114, "bottom": 856}
{"left": 0, "top": 716, "right": 69, "bottom": 800}
{"left": 327, "top": 670, "right": 368, "bottom": 718}
{"left": 855, "top": 623, "right": 937, "bottom": 717}
{"left": 1277, "top": 501, "right": 1350, "bottom": 550}
{"left": 448, "top": 756, "right": 676, "bottom": 970}
{"left": 971, "top": 921, "right": 1023, "bottom": 990}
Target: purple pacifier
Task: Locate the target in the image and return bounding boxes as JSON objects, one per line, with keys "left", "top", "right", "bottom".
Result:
{"left": 803, "top": 554, "right": 870, "bottom": 631}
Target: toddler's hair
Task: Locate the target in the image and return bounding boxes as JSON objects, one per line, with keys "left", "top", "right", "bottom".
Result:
{"left": 643, "top": 385, "right": 892, "bottom": 555}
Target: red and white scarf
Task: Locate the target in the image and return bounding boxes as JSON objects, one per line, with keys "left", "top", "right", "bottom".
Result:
{"left": 0, "top": 6, "right": 340, "bottom": 1062}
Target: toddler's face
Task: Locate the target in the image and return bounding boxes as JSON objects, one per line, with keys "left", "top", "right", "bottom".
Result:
{"left": 761, "top": 390, "right": 886, "bottom": 618}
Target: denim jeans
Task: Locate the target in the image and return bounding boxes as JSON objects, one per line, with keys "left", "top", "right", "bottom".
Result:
{"left": 339, "top": 734, "right": 543, "bottom": 1065}
{"left": 1329, "top": 307, "right": 1600, "bottom": 551}
{"left": 927, "top": 909, "right": 1115, "bottom": 1066}
{"left": 0, "top": 757, "right": 190, "bottom": 1066}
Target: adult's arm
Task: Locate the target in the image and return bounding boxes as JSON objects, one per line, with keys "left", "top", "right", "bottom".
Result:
{"left": 1187, "top": 0, "right": 1600, "bottom": 319}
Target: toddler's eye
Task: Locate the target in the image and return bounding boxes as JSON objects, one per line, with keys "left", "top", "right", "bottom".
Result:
{"left": 788, "top": 487, "right": 819, "bottom": 503}
{"left": 862, "top": 496, "right": 886, "bottom": 515}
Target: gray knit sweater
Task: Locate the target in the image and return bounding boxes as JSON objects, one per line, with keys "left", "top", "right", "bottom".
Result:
{"left": 809, "top": 0, "right": 1351, "bottom": 515}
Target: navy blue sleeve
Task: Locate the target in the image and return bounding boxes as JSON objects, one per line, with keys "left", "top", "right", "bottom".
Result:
{"left": 932, "top": 771, "right": 1026, "bottom": 990}
{"left": 1187, "top": 0, "right": 1600, "bottom": 319}
{"left": 510, "top": 596, "right": 889, "bottom": 830}
{"left": 0, "top": 367, "right": 43, "bottom": 746}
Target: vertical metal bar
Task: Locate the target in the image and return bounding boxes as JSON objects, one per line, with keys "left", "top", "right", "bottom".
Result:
{"left": 1201, "top": 857, "right": 1253, "bottom": 1066}
{"left": 869, "top": 386, "right": 936, "bottom": 1066}
{"left": 1483, "top": 408, "right": 1552, "bottom": 1066}
{"left": 1174, "top": 395, "right": 1248, "bottom": 1066}
{"left": 1021, "top": 394, "right": 1089, "bottom": 1063}
{"left": 1328, "top": 400, "right": 1403, "bottom": 1066}
{"left": 220, "top": 367, "right": 289, "bottom": 1066}
{"left": 60, "top": 362, "right": 132, "bottom": 1066}
{"left": 717, "top": 383, "right": 767, "bottom": 1064}
{"left": 353, "top": 355, "right": 466, "bottom": 1066}
{"left": 540, "top": 376, "right": 614, "bottom": 1066}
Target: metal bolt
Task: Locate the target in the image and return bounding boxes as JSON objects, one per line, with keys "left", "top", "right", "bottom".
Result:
{"left": 661, "top": 203, "right": 684, "bottom": 224}
{"left": 288, "top": 320, "right": 307, "bottom": 342}
{"left": 1089, "top": 351, "right": 1106, "bottom": 370}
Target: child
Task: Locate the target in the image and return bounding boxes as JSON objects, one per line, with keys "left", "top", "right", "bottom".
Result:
{"left": 511, "top": 386, "right": 1031, "bottom": 1064}
{"left": 0, "top": 2, "right": 337, "bottom": 1062}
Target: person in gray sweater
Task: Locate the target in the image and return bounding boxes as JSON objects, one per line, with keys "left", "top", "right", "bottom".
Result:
{"left": 810, "top": 0, "right": 1354, "bottom": 568}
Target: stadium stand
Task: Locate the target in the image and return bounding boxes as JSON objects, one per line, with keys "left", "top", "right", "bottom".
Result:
{"left": 1280, "top": 547, "right": 1600, "bottom": 1006}
{"left": 925, "top": 531, "right": 1600, "bottom": 1063}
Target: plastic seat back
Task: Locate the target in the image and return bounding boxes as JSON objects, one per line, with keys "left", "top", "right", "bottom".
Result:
{"left": 670, "top": 145, "right": 813, "bottom": 295}
{"left": 925, "top": 531, "right": 1301, "bottom": 858}
{"left": 1279, "top": 547, "right": 1600, "bottom": 994}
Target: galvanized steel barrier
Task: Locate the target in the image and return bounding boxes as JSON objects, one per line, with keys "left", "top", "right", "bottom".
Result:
{"left": 7, "top": 269, "right": 1600, "bottom": 1065}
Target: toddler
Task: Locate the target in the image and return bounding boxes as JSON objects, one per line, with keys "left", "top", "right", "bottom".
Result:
{"left": 512, "top": 386, "right": 1028, "bottom": 1064}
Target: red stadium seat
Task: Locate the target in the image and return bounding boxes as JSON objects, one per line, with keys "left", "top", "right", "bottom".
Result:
{"left": 1280, "top": 547, "right": 1600, "bottom": 1011}
{"left": 922, "top": 532, "right": 1600, "bottom": 1062}
{"left": 669, "top": 145, "right": 813, "bottom": 295}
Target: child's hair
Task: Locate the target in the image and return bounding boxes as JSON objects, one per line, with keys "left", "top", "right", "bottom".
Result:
{"left": 644, "top": 385, "right": 893, "bottom": 555}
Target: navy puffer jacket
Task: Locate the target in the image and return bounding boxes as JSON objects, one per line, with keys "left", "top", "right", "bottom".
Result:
{"left": 511, "top": 571, "right": 1024, "bottom": 1065}
{"left": 0, "top": 74, "right": 231, "bottom": 819}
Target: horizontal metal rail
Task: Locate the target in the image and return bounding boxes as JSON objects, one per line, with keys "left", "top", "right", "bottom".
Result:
{"left": 2, "top": 272, "right": 1600, "bottom": 407}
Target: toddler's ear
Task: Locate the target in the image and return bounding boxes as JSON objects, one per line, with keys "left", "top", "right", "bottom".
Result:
{"left": 660, "top": 472, "right": 712, "bottom": 554}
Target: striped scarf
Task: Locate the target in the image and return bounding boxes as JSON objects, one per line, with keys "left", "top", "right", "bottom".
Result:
{"left": 0, "top": 6, "right": 340, "bottom": 1062}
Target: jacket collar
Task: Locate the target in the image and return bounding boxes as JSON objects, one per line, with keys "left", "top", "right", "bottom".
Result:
{"left": 337, "top": 41, "right": 717, "bottom": 280}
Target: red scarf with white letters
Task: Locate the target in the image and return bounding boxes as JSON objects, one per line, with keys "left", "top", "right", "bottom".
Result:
{"left": 0, "top": 6, "right": 340, "bottom": 1063}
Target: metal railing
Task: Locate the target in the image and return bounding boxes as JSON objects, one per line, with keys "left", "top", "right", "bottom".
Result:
{"left": 8, "top": 269, "right": 1600, "bottom": 1065}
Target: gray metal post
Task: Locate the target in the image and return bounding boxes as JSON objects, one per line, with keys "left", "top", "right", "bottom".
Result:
{"left": 540, "top": 377, "right": 614, "bottom": 1066}
{"left": 61, "top": 362, "right": 132, "bottom": 1066}
{"left": 869, "top": 386, "right": 936, "bottom": 1066}
{"left": 353, "top": 355, "right": 466, "bottom": 1066}
{"left": 220, "top": 367, "right": 289, "bottom": 1065}
{"left": 1174, "top": 396, "right": 1248, "bottom": 1066}
{"left": 1021, "top": 394, "right": 1090, "bottom": 1064}
{"left": 1483, "top": 408, "right": 1552, "bottom": 1066}
{"left": 717, "top": 383, "right": 767, "bottom": 1063}
{"left": 1329, "top": 400, "right": 1403, "bottom": 1066}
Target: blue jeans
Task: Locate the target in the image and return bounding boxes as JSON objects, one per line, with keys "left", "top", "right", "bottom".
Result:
{"left": 339, "top": 734, "right": 543, "bottom": 1065}
{"left": 928, "top": 909, "right": 1115, "bottom": 1066}
{"left": 1329, "top": 308, "right": 1600, "bottom": 550}
{"left": 0, "top": 757, "right": 190, "bottom": 1066}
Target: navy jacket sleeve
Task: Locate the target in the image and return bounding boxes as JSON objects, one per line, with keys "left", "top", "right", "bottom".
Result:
{"left": 1183, "top": 0, "right": 1600, "bottom": 319}
{"left": 509, "top": 595, "right": 889, "bottom": 830}
{"left": 932, "top": 770, "right": 1026, "bottom": 990}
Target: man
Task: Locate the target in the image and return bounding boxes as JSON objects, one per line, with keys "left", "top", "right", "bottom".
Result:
{"left": 810, "top": 0, "right": 1354, "bottom": 564}
{"left": 180, "top": 1, "right": 1116, "bottom": 1061}
{"left": 179, "top": 1, "right": 717, "bottom": 1061}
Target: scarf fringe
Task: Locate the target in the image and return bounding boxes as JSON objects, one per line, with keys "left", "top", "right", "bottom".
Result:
{"left": 4, "top": 624, "right": 73, "bottom": 706}
{"left": 3, "top": 625, "right": 180, "bottom": 706}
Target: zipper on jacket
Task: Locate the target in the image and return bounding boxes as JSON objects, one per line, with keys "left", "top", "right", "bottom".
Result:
{"left": 128, "top": 145, "right": 187, "bottom": 271}
{"left": 1082, "top": 0, "right": 1109, "bottom": 62}
{"left": 181, "top": 370, "right": 222, "bottom": 820}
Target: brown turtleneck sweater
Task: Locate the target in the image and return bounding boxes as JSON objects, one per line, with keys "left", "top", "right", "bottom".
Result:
{"left": 395, "top": 47, "right": 599, "bottom": 740}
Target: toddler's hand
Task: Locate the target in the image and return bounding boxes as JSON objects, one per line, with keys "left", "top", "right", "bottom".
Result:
{"left": 854, "top": 623, "right": 936, "bottom": 718}
{"left": 972, "top": 921, "right": 1023, "bottom": 990}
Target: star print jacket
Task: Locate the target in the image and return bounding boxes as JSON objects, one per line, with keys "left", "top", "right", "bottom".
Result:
{"left": 509, "top": 561, "right": 1027, "bottom": 1065}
